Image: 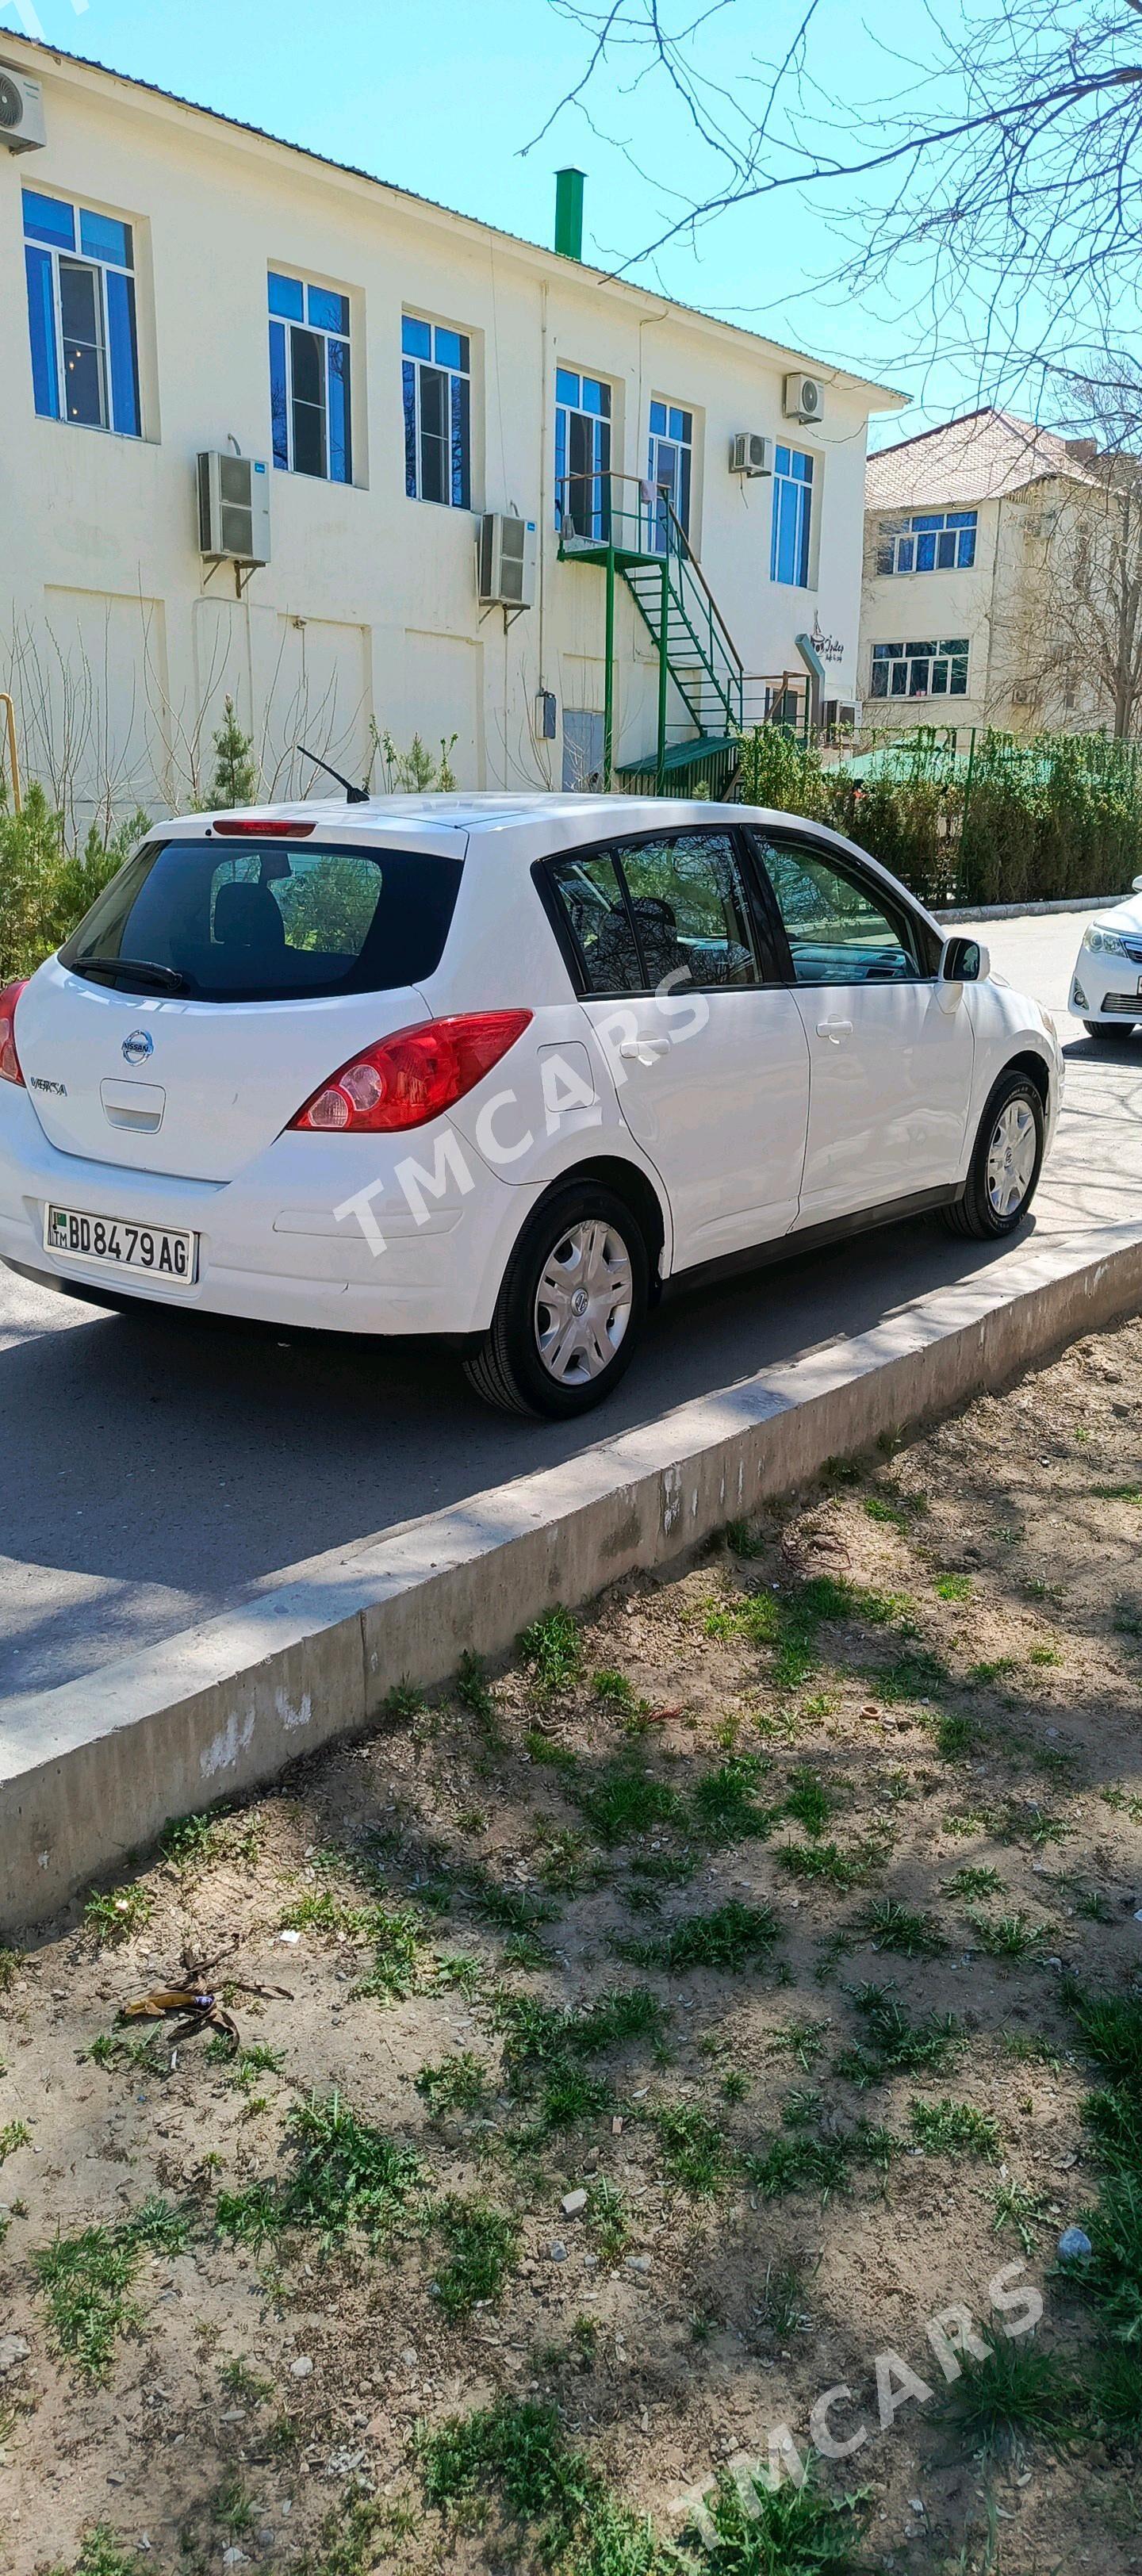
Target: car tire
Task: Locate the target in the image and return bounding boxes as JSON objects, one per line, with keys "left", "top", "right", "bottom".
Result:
{"left": 462, "top": 1179, "right": 650, "bottom": 1418}
{"left": 942, "top": 1069, "right": 1046, "bottom": 1241}
{"left": 1083, "top": 1019, "right": 1130, "bottom": 1040}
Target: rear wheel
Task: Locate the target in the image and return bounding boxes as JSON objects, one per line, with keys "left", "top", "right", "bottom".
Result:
{"left": 943, "top": 1069, "right": 1045, "bottom": 1241}
{"left": 462, "top": 1180, "right": 649, "bottom": 1417}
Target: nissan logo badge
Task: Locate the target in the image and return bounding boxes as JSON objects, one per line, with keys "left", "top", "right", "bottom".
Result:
{"left": 122, "top": 1029, "right": 155, "bottom": 1065}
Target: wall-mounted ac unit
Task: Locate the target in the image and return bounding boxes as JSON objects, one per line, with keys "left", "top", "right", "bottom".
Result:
{"left": 0, "top": 64, "right": 46, "bottom": 152}
{"left": 197, "top": 452, "right": 271, "bottom": 567}
{"left": 730, "top": 432, "right": 771, "bottom": 478}
{"left": 479, "top": 512, "right": 537, "bottom": 610}
{"left": 822, "top": 698, "right": 860, "bottom": 731}
{"left": 784, "top": 373, "right": 825, "bottom": 425}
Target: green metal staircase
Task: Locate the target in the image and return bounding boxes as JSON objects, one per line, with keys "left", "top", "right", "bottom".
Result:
{"left": 557, "top": 473, "right": 745, "bottom": 795}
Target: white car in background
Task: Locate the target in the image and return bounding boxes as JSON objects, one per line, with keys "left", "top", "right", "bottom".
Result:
{"left": 0, "top": 795, "right": 1061, "bottom": 1418}
{"left": 1070, "top": 876, "right": 1142, "bottom": 1036}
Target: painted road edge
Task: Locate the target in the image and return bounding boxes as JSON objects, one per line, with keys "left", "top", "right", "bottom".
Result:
{"left": 5, "top": 1213, "right": 1142, "bottom": 1933}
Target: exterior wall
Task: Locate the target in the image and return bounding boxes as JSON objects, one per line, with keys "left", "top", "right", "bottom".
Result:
{"left": 1, "top": 39, "right": 891, "bottom": 823}
{"left": 860, "top": 495, "right": 1012, "bottom": 733}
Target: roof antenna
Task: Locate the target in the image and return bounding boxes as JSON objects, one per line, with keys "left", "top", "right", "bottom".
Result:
{"left": 296, "top": 743, "right": 370, "bottom": 804}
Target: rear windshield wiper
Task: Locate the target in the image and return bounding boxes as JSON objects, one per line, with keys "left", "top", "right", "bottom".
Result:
{"left": 74, "top": 956, "right": 188, "bottom": 994}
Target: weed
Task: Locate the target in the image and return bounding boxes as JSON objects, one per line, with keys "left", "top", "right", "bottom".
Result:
{"left": 292, "top": 2492, "right": 405, "bottom": 2576}
{"left": 500, "top": 1930, "right": 551, "bottom": 1972}
{"left": 627, "top": 1849, "right": 696, "bottom": 1891}
{"left": 568, "top": 1987, "right": 669, "bottom": 2054}
{"left": 1002, "top": 2030, "right": 1063, "bottom": 2071}
{"left": 745, "top": 2132, "right": 855, "bottom": 2203}
{"left": 33, "top": 2196, "right": 189, "bottom": 2379}
{"left": 864, "top": 1493, "right": 911, "bottom": 1531}
{"left": 592, "top": 1667, "right": 635, "bottom": 1708}
{"left": 778, "top": 1838, "right": 883, "bottom": 1893}
{"left": 1029, "top": 1645, "right": 1062, "bottom": 1668}
{"left": 908, "top": 2099, "right": 1001, "bottom": 2158}
{"left": 584, "top": 2177, "right": 633, "bottom": 2264}
{"left": 159, "top": 1809, "right": 221, "bottom": 1868}
{"left": 936, "top": 1574, "right": 974, "bottom": 1601}
{"left": 455, "top": 1650, "right": 496, "bottom": 1722}
{"left": 726, "top": 1516, "right": 767, "bottom": 1555}
{"left": 933, "top": 1709, "right": 981, "bottom": 1760}
{"left": 687, "top": 2459, "right": 868, "bottom": 2566}
{"left": 692, "top": 1754, "right": 776, "bottom": 1844}
{"left": 537, "top": 1829, "right": 602, "bottom": 1895}
{"left": 0, "top": 1947, "right": 20, "bottom": 1992}
{"left": 768, "top": 2017, "right": 830, "bottom": 2071}
{"left": 217, "top": 2357, "right": 274, "bottom": 2405}
{"left": 656, "top": 2105, "right": 734, "bottom": 2195}
{"left": 427, "top": 1949, "right": 487, "bottom": 1997}
{"left": 1113, "top": 1600, "right": 1142, "bottom": 1639}
{"left": 526, "top": 1731, "right": 579, "bottom": 1772}
{"left": 877, "top": 1647, "right": 951, "bottom": 1704}
{"left": 618, "top": 1899, "right": 781, "bottom": 1976}
{"left": 943, "top": 2338, "right": 1079, "bottom": 2459}
{"left": 519, "top": 1605, "right": 582, "bottom": 1694}
{"left": 83, "top": 1884, "right": 153, "bottom": 1947}
{"left": 1090, "top": 2343, "right": 1142, "bottom": 2438}
{"left": 577, "top": 1764, "right": 686, "bottom": 1845}
{"left": 967, "top": 1911, "right": 1046, "bottom": 1961}
{"left": 215, "top": 2091, "right": 425, "bottom": 2251}
{"left": 858, "top": 1899, "right": 946, "bottom": 1958}
{"left": 0, "top": 2120, "right": 31, "bottom": 2163}
{"left": 722, "top": 2068, "right": 749, "bottom": 2104}
{"left": 1102, "top": 1784, "right": 1142, "bottom": 1824}
{"left": 416, "top": 2052, "right": 493, "bottom": 2120}
{"left": 756, "top": 2257, "right": 812, "bottom": 2336}
{"left": 433, "top": 2198, "right": 520, "bottom": 2317}
{"left": 1071, "top": 2172, "right": 1142, "bottom": 2343}
{"left": 1074, "top": 1886, "right": 1113, "bottom": 1923}
{"left": 836, "top": 1985, "right": 961, "bottom": 2087}
{"left": 991, "top": 2179, "right": 1052, "bottom": 2252}
{"left": 383, "top": 1677, "right": 427, "bottom": 1719}
{"left": 1092, "top": 1483, "right": 1142, "bottom": 1505}
{"left": 943, "top": 1865, "right": 1003, "bottom": 1900}
{"left": 213, "top": 2474, "right": 256, "bottom": 2537}
{"left": 470, "top": 1877, "right": 558, "bottom": 1934}
{"left": 352, "top": 1905, "right": 424, "bottom": 2002}
{"left": 418, "top": 2396, "right": 661, "bottom": 2574}
{"left": 782, "top": 1766, "right": 834, "bottom": 1838}
{"left": 47, "top": 2532, "right": 147, "bottom": 2576}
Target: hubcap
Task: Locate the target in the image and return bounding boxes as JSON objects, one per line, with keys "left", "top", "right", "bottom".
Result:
{"left": 986, "top": 1099, "right": 1037, "bottom": 1217}
{"left": 535, "top": 1218, "right": 634, "bottom": 1384}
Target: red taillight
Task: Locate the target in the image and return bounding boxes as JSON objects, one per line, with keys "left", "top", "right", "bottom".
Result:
{"left": 289, "top": 1011, "right": 533, "bottom": 1135}
{"left": 212, "top": 818, "right": 316, "bottom": 838}
{"left": 0, "top": 980, "right": 27, "bottom": 1087}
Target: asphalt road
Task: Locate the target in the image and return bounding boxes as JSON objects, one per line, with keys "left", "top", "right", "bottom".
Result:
{"left": 4, "top": 907, "right": 1141, "bottom": 1702}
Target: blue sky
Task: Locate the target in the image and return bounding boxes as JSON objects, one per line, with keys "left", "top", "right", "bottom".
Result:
{"left": 1, "top": 0, "right": 1039, "bottom": 444}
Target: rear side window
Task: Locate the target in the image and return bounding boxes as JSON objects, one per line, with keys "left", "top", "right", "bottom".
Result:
{"left": 59, "top": 839, "right": 463, "bottom": 1002}
{"left": 547, "top": 830, "right": 764, "bottom": 995}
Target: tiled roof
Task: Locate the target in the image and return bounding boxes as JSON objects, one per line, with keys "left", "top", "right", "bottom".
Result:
{"left": 866, "top": 408, "right": 1104, "bottom": 512}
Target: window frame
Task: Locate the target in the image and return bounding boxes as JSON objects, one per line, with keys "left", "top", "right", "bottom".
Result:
{"left": 745, "top": 826, "right": 942, "bottom": 987}
{"left": 876, "top": 510, "right": 978, "bottom": 576}
{"left": 401, "top": 312, "right": 473, "bottom": 508}
{"left": 646, "top": 397, "right": 694, "bottom": 550}
{"left": 555, "top": 366, "right": 614, "bottom": 542}
{"left": 770, "top": 442, "right": 814, "bottom": 588}
{"left": 869, "top": 638, "right": 970, "bottom": 701}
{"left": 22, "top": 186, "right": 141, "bottom": 439}
{"left": 268, "top": 270, "right": 354, "bottom": 485}
{"left": 534, "top": 824, "right": 784, "bottom": 999}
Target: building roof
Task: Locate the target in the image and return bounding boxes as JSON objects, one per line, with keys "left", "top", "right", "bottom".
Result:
{"left": 866, "top": 407, "right": 1105, "bottom": 513}
{"left": 3, "top": 33, "right": 905, "bottom": 408}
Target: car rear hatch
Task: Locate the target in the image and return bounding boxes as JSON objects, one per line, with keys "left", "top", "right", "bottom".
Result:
{"left": 17, "top": 823, "right": 466, "bottom": 1185}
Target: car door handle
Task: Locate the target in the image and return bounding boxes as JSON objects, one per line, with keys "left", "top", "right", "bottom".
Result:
{"left": 619, "top": 1038, "right": 670, "bottom": 1063}
{"left": 815, "top": 1018, "right": 853, "bottom": 1041}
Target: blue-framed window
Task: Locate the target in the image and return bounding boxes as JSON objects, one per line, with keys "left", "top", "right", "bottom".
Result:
{"left": 268, "top": 272, "right": 352, "bottom": 483}
{"left": 876, "top": 510, "right": 977, "bottom": 575}
{"left": 771, "top": 443, "right": 814, "bottom": 587}
{"left": 556, "top": 368, "right": 611, "bottom": 542}
{"left": 22, "top": 188, "right": 140, "bottom": 436}
{"left": 870, "top": 638, "right": 969, "bottom": 699}
{"left": 646, "top": 398, "right": 692, "bottom": 551}
{"left": 401, "top": 316, "right": 470, "bottom": 508}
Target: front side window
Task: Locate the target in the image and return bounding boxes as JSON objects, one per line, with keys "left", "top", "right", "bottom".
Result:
{"left": 402, "top": 316, "right": 471, "bottom": 507}
{"left": 269, "top": 273, "right": 352, "bottom": 482}
{"left": 59, "top": 839, "right": 462, "bottom": 1003}
{"left": 876, "top": 510, "right": 977, "bottom": 575}
{"left": 23, "top": 188, "right": 140, "bottom": 436}
{"left": 646, "top": 398, "right": 693, "bottom": 550}
{"left": 870, "top": 638, "right": 969, "bottom": 699}
{"left": 771, "top": 443, "right": 814, "bottom": 587}
{"left": 759, "top": 838, "right": 926, "bottom": 984}
{"left": 548, "top": 830, "right": 761, "bottom": 994}
{"left": 556, "top": 368, "right": 612, "bottom": 542}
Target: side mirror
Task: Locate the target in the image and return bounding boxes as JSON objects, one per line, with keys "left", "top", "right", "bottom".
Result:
{"left": 941, "top": 935, "right": 989, "bottom": 983}
{"left": 1132, "top": 874, "right": 1142, "bottom": 894}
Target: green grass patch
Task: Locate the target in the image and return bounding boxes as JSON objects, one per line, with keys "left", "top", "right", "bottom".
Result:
{"left": 584, "top": 2177, "right": 634, "bottom": 2264}
{"left": 469, "top": 1876, "right": 559, "bottom": 1934}
{"left": 991, "top": 2179, "right": 1052, "bottom": 2252}
{"left": 618, "top": 1899, "right": 781, "bottom": 1976}
{"left": 857, "top": 1899, "right": 946, "bottom": 1958}
{"left": 655, "top": 2106, "right": 734, "bottom": 2195}
{"left": 455, "top": 1650, "right": 497, "bottom": 1723}
{"left": 0, "top": 2119, "right": 31, "bottom": 2163}
{"left": 692, "top": 1753, "right": 776, "bottom": 1843}
{"left": 942, "top": 2339, "right": 1080, "bottom": 2459}
{"left": 592, "top": 1667, "right": 636, "bottom": 1708}
{"left": 82, "top": 1884, "right": 153, "bottom": 1947}
{"left": 1092, "top": 1483, "right": 1142, "bottom": 1505}
{"left": 526, "top": 1731, "right": 579, "bottom": 1771}
{"left": 418, "top": 2397, "right": 662, "bottom": 2575}
{"left": 214, "top": 2091, "right": 425, "bottom": 2252}
{"left": 942, "top": 1865, "right": 1003, "bottom": 1900}
{"left": 935, "top": 1573, "right": 974, "bottom": 1601}
{"left": 518, "top": 1605, "right": 582, "bottom": 1694}
{"left": 835, "top": 1984, "right": 962, "bottom": 2087}
{"left": 966, "top": 1910, "right": 1046, "bottom": 1961}
{"left": 416, "top": 2051, "right": 494, "bottom": 2120}
{"left": 781, "top": 1765, "right": 834, "bottom": 1838}
{"left": 576, "top": 1763, "right": 687, "bottom": 1845}
{"left": 908, "top": 2098, "right": 1001, "bottom": 2158}
{"left": 432, "top": 2198, "right": 520, "bottom": 2317}
{"left": 777, "top": 1837, "right": 884, "bottom": 1892}
{"left": 45, "top": 2530, "right": 148, "bottom": 2576}
{"left": 33, "top": 2196, "right": 188, "bottom": 2380}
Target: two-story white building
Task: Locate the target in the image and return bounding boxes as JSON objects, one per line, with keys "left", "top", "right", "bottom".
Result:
{"left": 1, "top": 36, "right": 902, "bottom": 824}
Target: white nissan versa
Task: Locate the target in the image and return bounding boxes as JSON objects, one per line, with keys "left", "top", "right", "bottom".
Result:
{"left": 0, "top": 795, "right": 1060, "bottom": 1417}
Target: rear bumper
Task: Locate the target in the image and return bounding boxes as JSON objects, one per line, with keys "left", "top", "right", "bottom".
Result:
{"left": 0, "top": 1091, "right": 538, "bottom": 1336}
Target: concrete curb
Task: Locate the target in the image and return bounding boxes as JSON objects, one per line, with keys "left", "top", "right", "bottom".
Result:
{"left": 5, "top": 1214, "right": 1142, "bottom": 1934}
{"left": 934, "top": 896, "right": 1117, "bottom": 922}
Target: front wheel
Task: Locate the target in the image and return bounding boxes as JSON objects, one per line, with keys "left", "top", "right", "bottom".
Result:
{"left": 462, "top": 1181, "right": 650, "bottom": 1417}
{"left": 1084, "top": 1018, "right": 1131, "bottom": 1040}
{"left": 942, "top": 1070, "right": 1046, "bottom": 1240}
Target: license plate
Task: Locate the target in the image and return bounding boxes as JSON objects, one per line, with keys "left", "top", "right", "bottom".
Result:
{"left": 44, "top": 1204, "right": 197, "bottom": 1285}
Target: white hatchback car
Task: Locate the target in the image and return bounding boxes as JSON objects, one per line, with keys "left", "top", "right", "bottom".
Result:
{"left": 0, "top": 795, "right": 1060, "bottom": 1416}
{"left": 1070, "top": 876, "right": 1142, "bottom": 1036}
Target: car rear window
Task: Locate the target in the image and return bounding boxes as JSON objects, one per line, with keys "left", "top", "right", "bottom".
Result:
{"left": 59, "top": 839, "right": 463, "bottom": 1002}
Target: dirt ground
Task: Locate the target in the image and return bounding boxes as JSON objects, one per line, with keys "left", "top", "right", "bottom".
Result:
{"left": 2, "top": 1317, "right": 1142, "bottom": 2576}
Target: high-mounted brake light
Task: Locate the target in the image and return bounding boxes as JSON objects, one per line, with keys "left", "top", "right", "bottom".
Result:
{"left": 212, "top": 818, "right": 316, "bottom": 838}
{"left": 289, "top": 1011, "right": 533, "bottom": 1135}
{"left": 0, "top": 980, "right": 27, "bottom": 1087}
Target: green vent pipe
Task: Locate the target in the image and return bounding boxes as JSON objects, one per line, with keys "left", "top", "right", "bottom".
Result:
{"left": 555, "top": 168, "right": 585, "bottom": 261}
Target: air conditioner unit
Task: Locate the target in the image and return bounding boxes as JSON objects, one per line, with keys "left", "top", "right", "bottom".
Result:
{"left": 784, "top": 373, "right": 825, "bottom": 425}
{"left": 478, "top": 512, "right": 537, "bottom": 610}
{"left": 730, "top": 432, "right": 771, "bottom": 478}
{"left": 197, "top": 452, "right": 271, "bottom": 567}
{"left": 822, "top": 698, "right": 860, "bottom": 732}
{"left": 0, "top": 64, "right": 46, "bottom": 152}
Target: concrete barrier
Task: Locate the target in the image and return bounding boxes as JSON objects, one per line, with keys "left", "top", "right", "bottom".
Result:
{"left": 5, "top": 1213, "right": 1142, "bottom": 1936}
